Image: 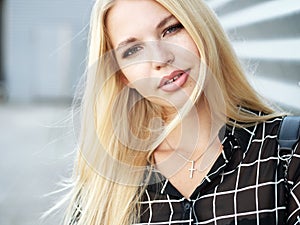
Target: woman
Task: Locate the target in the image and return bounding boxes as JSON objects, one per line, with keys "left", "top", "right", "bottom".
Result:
{"left": 62, "top": 0, "right": 300, "bottom": 224}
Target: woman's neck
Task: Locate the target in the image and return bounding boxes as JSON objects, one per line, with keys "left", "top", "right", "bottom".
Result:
{"left": 159, "top": 95, "right": 213, "bottom": 156}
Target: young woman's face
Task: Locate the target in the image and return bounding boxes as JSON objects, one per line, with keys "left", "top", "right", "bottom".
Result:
{"left": 107, "top": 0, "right": 201, "bottom": 107}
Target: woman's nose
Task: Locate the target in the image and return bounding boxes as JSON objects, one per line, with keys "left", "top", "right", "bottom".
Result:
{"left": 150, "top": 41, "right": 175, "bottom": 70}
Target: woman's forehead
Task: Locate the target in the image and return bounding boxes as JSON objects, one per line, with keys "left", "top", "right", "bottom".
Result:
{"left": 107, "top": 0, "right": 171, "bottom": 24}
{"left": 106, "top": 0, "right": 174, "bottom": 47}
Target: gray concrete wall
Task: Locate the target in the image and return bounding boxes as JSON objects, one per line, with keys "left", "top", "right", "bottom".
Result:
{"left": 3, "top": 0, "right": 92, "bottom": 102}
{"left": 207, "top": 0, "right": 300, "bottom": 113}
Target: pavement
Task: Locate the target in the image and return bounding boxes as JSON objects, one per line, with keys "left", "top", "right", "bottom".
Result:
{"left": 0, "top": 102, "right": 77, "bottom": 225}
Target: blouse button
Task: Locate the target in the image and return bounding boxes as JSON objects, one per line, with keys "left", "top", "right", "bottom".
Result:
{"left": 184, "top": 202, "right": 191, "bottom": 211}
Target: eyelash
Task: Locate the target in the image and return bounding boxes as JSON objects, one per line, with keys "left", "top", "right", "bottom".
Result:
{"left": 162, "top": 23, "right": 184, "bottom": 37}
{"left": 122, "top": 45, "right": 143, "bottom": 58}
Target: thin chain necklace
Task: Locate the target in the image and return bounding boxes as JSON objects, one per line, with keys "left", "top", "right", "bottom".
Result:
{"left": 165, "top": 138, "right": 222, "bottom": 179}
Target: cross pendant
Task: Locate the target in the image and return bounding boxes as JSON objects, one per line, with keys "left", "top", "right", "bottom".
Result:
{"left": 188, "top": 161, "right": 196, "bottom": 179}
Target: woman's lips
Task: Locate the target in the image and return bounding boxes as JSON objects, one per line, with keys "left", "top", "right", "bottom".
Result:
{"left": 158, "top": 69, "right": 190, "bottom": 92}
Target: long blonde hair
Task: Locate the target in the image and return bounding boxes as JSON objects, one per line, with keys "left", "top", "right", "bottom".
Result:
{"left": 60, "top": 0, "right": 280, "bottom": 224}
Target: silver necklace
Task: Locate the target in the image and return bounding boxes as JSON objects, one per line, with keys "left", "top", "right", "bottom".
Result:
{"left": 165, "top": 138, "right": 222, "bottom": 179}
{"left": 165, "top": 139, "right": 207, "bottom": 179}
{"left": 176, "top": 153, "right": 197, "bottom": 179}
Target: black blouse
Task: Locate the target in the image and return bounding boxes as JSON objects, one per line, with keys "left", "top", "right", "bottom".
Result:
{"left": 138, "top": 116, "right": 300, "bottom": 225}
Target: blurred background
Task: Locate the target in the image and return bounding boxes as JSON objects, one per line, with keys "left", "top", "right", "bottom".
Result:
{"left": 0, "top": 0, "right": 92, "bottom": 224}
{"left": 0, "top": 0, "right": 299, "bottom": 224}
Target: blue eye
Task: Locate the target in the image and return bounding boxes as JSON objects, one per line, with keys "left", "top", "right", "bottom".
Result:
{"left": 162, "top": 23, "right": 184, "bottom": 37}
{"left": 122, "top": 45, "right": 143, "bottom": 58}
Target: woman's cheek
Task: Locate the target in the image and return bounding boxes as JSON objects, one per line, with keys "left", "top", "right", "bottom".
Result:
{"left": 123, "top": 64, "right": 150, "bottom": 84}
{"left": 169, "top": 32, "right": 200, "bottom": 59}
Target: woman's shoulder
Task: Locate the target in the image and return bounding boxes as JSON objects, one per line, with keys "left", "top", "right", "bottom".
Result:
{"left": 245, "top": 114, "right": 300, "bottom": 158}
{"left": 234, "top": 107, "right": 285, "bottom": 137}
{"left": 223, "top": 111, "right": 285, "bottom": 155}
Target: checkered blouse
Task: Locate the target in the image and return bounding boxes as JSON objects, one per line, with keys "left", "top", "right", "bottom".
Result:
{"left": 137, "top": 116, "right": 300, "bottom": 225}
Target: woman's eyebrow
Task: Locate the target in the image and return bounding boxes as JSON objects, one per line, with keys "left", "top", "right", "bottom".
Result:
{"left": 116, "top": 37, "right": 137, "bottom": 50}
{"left": 156, "top": 14, "right": 174, "bottom": 29}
